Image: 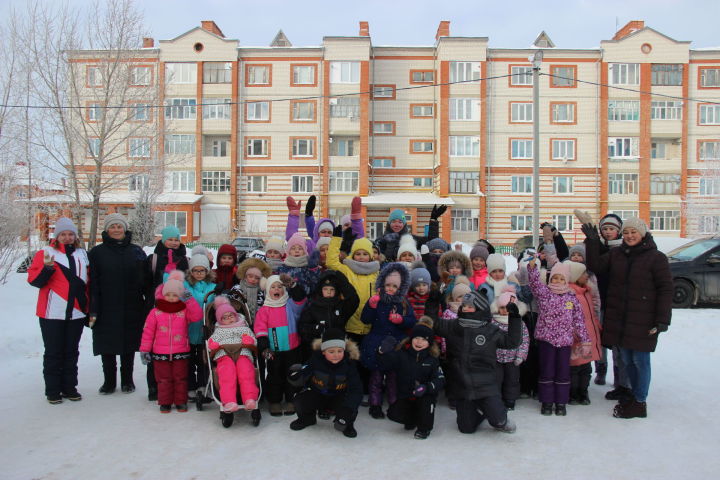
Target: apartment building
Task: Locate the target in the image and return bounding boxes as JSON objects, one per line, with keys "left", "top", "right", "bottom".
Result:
{"left": 59, "top": 19, "right": 720, "bottom": 244}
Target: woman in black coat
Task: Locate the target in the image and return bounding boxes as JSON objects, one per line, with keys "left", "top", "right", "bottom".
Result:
{"left": 374, "top": 206, "right": 446, "bottom": 262}
{"left": 88, "top": 214, "right": 151, "bottom": 395}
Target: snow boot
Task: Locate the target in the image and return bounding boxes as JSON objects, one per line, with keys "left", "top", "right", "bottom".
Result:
{"left": 62, "top": 390, "right": 82, "bottom": 401}
{"left": 504, "top": 400, "right": 515, "bottom": 411}
{"left": 541, "top": 403, "right": 553, "bottom": 416}
{"left": 554, "top": 403, "right": 567, "bottom": 416}
{"left": 594, "top": 362, "right": 607, "bottom": 385}
{"left": 579, "top": 391, "right": 591, "bottom": 405}
{"left": 334, "top": 418, "right": 357, "bottom": 438}
{"left": 160, "top": 404, "right": 171, "bottom": 413}
{"left": 47, "top": 394, "right": 63, "bottom": 405}
{"left": 269, "top": 402, "right": 283, "bottom": 416}
{"left": 613, "top": 399, "right": 647, "bottom": 419}
{"left": 283, "top": 403, "right": 295, "bottom": 416}
{"left": 369, "top": 405, "right": 385, "bottom": 419}
{"left": 605, "top": 385, "right": 633, "bottom": 402}
{"left": 99, "top": 364, "right": 116, "bottom": 395}
{"left": 175, "top": 404, "right": 188, "bottom": 412}
{"left": 494, "top": 419, "right": 517, "bottom": 434}
{"left": 290, "top": 417, "right": 317, "bottom": 431}
{"left": 414, "top": 429, "right": 430, "bottom": 439}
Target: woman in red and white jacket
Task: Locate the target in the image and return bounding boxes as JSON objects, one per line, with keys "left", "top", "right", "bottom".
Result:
{"left": 27, "top": 217, "right": 89, "bottom": 404}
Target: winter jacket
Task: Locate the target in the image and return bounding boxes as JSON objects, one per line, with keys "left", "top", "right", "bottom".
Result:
{"left": 277, "top": 262, "right": 320, "bottom": 296}
{"left": 585, "top": 233, "right": 672, "bottom": 352}
{"left": 568, "top": 283, "right": 603, "bottom": 366}
{"left": 147, "top": 241, "right": 189, "bottom": 290}
{"left": 140, "top": 297, "right": 203, "bottom": 355}
{"left": 421, "top": 252, "right": 442, "bottom": 284}
{"left": 304, "top": 215, "right": 365, "bottom": 245}
{"left": 406, "top": 289, "right": 442, "bottom": 322}
{"left": 435, "top": 311, "right": 522, "bottom": 400}
{"left": 360, "top": 299, "right": 416, "bottom": 370}
{"left": 493, "top": 318, "right": 530, "bottom": 364}
{"left": 208, "top": 323, "right": 256, "bottom": 362}
{"left": 326, "top": 236, "right": 379, "bottom": 335}
{"left": 377, "top": 342, "right": 445, "bottom": 400}
{"left": 28, "top": 242, "right": 89, "bottom": 320}
{"left": 89, "top": 231, "right": 151, "bottom": 355}
{"left": 184, "top": 279, "right": 216, "bottom": 344}
{"left": 254, "top": 284, "right": 307, "bottom": 352}
{"left": 469, "top": 268, "right": 488, "bottom": 290}
{"left": 375, "top": 220, "right": 439, "bottom": 262}
{"left": 213, "top": 244, "right": 239, "bottom": 291}
{"left": 298, "top": 270, "right": 360, "bottom": 344}
{"left": 528, "top": 266, "right": 590, "bottom": 348}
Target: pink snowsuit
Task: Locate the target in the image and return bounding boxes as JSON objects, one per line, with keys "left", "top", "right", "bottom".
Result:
{"left": 208, "top": 322, "right": 259, "bottom": 406}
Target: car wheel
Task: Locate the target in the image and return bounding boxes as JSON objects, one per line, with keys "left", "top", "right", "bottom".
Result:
{"left": 672, "top": 279, "right": 694, "bottom": 308}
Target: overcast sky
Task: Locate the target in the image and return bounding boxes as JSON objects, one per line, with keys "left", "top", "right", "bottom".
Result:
{"left": 2, "top": 0, "right": 719, "bottom": 50}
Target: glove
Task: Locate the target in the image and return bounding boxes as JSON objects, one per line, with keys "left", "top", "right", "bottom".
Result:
{"left": 581, "top": 223, "right": 600, "bottom": 241}
{"left": 379, "top": 335, "right": 397, "bottom": 354}
{"left": 305, "top": 195, "right": 316, "bottom": 218}
{"left": 388, "top": 312, "right": 403, "bottom": 324}
{"left": 241, "top": 334, "right": 255, "bottom": 345}
{"left": 213, "top": 282, "right": 225, "bottom": 295}
{"left": 140, "top": 352, "right": 152, "bottom": 365}
{"left": 574, "top": 209, "right": 594, "bottom": 226}
{"left": 541, "top": 223, "right": 556, "bottom": 243}
{"left": 368, "top": 294, "right": 380, "bottom": 309}
{"left": 513, "top": 358, "right": 523, "bottom": 366}
{"left": 262, "top": 349, "right": 274, "bottom": 361}
{"left": 332, "top": 224, "right": 343, "bottom": 237}
{"left": 350, "top": 196, "right": 363, "bottom": 220}
{"left": 279, "top": 273, "right": 295, "bottom": 288}
{"left": 43, "top": 251, "right": 54, "bottom": 266}
{"left": 656, "top": 323, "right": 668, "bottom": 333}
{"left": 286, "top": 196, "right": 301, "bottom": 216}
{"left": 341, "top": 225, "right": 357, "bottom": 245}
{"left": 287, "top": 363, "right": 304, "bottom": 386}
{"left": 413, "top": 384, "right": 427, "bottom": 398}
{"left": 506, "top": 302, "right": 520, "bottom": 317}
{"left": 430, "top": 204, "right": 448, "bottom": 221}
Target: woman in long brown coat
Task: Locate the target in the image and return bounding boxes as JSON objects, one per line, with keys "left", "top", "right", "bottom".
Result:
{"left": 582, "top": 217, "right": 672, "bottom": 419}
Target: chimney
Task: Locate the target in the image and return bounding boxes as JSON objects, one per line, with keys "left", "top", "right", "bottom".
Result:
{"left": 435, "top": 21, "right": 450, "bottom": 41}
{"left": 613, "top": 20, "right": 645, "bottom": 41}
{"left": 142, "top": 37, "right": 154, "bottom": 48}
{"left": 359, "top": 21, "right": 370, "bottom": 37}
{"left": 200, "top": 20, "right": 225, "bottom": 38}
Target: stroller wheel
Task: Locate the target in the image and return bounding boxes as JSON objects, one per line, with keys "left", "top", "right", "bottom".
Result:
{"left": 251, "top": 409, "right": 261, "bottom": 427}
{"left": 220, "top": 411, "right": 234, "bottom": 428}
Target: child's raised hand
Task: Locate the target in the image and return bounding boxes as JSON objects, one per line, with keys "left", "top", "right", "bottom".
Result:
{"left": 388, "top": 312, "right": 403, "bottom": 324}
{"left": 43, "top": 251, "right": 54, "bottom": 266}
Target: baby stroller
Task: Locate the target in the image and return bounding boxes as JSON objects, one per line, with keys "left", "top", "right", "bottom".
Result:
{"left": 201, "top": 290, "right": 262, "bottom": 428}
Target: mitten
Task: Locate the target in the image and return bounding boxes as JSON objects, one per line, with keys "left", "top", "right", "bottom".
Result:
{"left": 388, "top": 312, "right": 403, "bottom": 324}
{"left": 279, "top": 273, "right": 295, "bottom": 288}
{"left": 350, "top": 196, "right": 363, "bottom": 220}
{"left": 378, "top": 335, "right": 397, "bottom": 354}
{"left": 140, "top": 352, "right": 152, "bottom": 365}
{"left": 513, "top": 358, "right": 523, "bottom": 366}
{"left": 43, "top": 251, "right": 54, "bottom": 266}
{"left": 430, "top": 204, "right": 448, "bottom": 221}
{"left": 287, "top": 363, "right": 304, "bottom": 386}
{"left": 286, "top": 196, "right": 301, "bottom": 216}
{"left": 368, "top": 294, "right": 380, "bottom": 309}
{"left": 208, "top": 338, "right": 220, "bottom": 350}
{"left": 413, "top": 384, "right": 427, "bottom": 398}
{"left": 305, "top": 195, "right": 316, "bottom": 218}
{"left": 506, "top": 302, "right": 520, "bottom": 318}
{"left": 341, "top": 225, "right": 357, "bottom": 245}
{"left": 332, "top": 224, "right": 343, "bottom": 237}
{"left": 581, "top": 223, "right": 600, "bottom": 241}
{"left": 574, "top": 209, "right": 594, "bottom": 226}
{"left": 241, "top": 334, "right": 255, "bottom": 345}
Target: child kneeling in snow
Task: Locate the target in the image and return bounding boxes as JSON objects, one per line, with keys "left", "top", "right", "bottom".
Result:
{"left": 208, "top": 296, "right": 260, "bottom": 413}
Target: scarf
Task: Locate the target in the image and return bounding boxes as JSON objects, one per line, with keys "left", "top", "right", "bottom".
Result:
{"left": 493, "top": 314, "right": 509, "bottom": 325}
{"left": 262, "top": 291, "right": 289, "bottom": 308}
{"left": 380, "top": 291, "right": 404, "bottom": 306}
{"left": 343, "top": 258, "right": 380, "bottom": 275}
{"left": 239, "top": 280, "right": 260, "bottom": 315}
{"left": 548, "top": 282, "right": 572, "bottom": 295}
{"left": 605, "top": 238, "right": 622, "bottom": 248}
{"left": 266, "top": 257, "right": 283, "bottom": 271}
{"left": 284, "top": 254, "right": 308, "bottom": 268}
{"left": 155, "top": 299, "right": 187, "bottom": 313}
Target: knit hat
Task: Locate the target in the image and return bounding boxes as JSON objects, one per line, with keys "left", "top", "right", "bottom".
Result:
{"left": 569, "top": 244, "right": 586, "bottom": 261}
{"left": 486, "top": 253, "right": 505, "bottom": 274}
{"left": 285, "top": 233, "right": 308, "bottom": 256}
{"left": 452, "top": 282, "right": 472, "bottom": 300}
{"left": 214, "top": 296, "right": 238, "bottom": 324}
{"left": 191, "top": 245, "right": 209, "bottom": 257}
{"left": 162, "top": 270, "right": 185, "bottom": 297}
{"left": 426, "top": 238, "right": 450, "bottom": 253}
{"left": 189, "top": 254, "right": 211, "bottom": 272}
{"left": 599, "top": 213, "right": 623, "bottom": 231}
{"left": 54, "top": 217, "right": 78, "bottom": 237}
{"left": 469, "top": 245, "right": 489, "bottom": 261}
{"left": 409, "top": 267, "right": 431, "bottom": 288}
{"left": 265, "top": 275, "right": 282, "bottom": 294}
{"left": 321, "top": 328, "right": 346, "bottom": 351}
{"left": 549, "top": 262, "right": 570, "bottom": 283}
{"left": 497, "top": 291, "right": 517, "bottom": 308}
{"left": 315, "top": 236, "right": 331, "bottom": 250}
{"left": 160, "top": 225, "right": 180, "bottom": 242}
{"left": 264, "top": 236, "right": 284, "bottom": 254}
{"left": 397, "top": 235, "right": 419, "bottom": 260}
{"left": 317, "top": 221, "right": 334, "bottom": 234}
{"left": 462, "top": 289, "right": 490, "bottom": 312}
{"left": 410, "top": 317, "right": 434, "bottom": 342}
{"left": 350, "top": 237, "right": 373, "bottom": 258}
{"left": 388, "top": 209, "right": 406, "bottom": 225}
{"left": 622, "top": 216, "right": 648, "bottom": 237}
{"left": 567, "top": 261, "right": 587, "bottom": 284}
{"left": 103, "top": 213, "right": 128, "bottom": 232}
{"left": 340, "top": 214, "right": 351, "bottom": 227}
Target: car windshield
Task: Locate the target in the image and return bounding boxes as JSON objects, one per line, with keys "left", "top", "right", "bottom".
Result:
{"left": 232, "top": 239, "right": 255, "bottom": 247}
{"left": 666, "top": 240, "right": 719, "bottom": 261}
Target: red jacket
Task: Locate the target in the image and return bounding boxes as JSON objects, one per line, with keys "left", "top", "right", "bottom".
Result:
{"left": 469, "top": 268, "right": 488, "bottom": 290}
{"left": 140, "top": 297, "right": 203, "bottom": 355}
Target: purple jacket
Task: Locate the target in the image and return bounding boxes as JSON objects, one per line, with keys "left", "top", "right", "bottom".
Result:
{"left": 493, "top": 319, "right": 530, "bottom": 364}
{"left": 286, "top": 214, "right": 365, "bottom": 251}
{"left": 528, "top": 266, "right": 589, "bottom": 348}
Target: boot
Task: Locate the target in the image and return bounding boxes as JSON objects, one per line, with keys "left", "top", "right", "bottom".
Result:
{"left": 283, "top": 403, "right": 295, "bottom": 416}
{"left": 369, "top": 405, "right": 385, "bottom": 419}
{"left": 414, "top": 429, "right": 430, "bottom": 439}
{"left": 594, "top": 362, "right": 607, "bottom": 385}
{"left": 120, "top": 362, "right": 135, "bottom": 393}
{"left": 334, "top": 418, "right": 357, "bottom": 438}
{"left": 605, "top": 385, "right": 633, "bottom": 402}
{"left": 99, "top": 362, "right": 116, "bottom": 395}
{"left": 47, "top": 394, "right": 63, "bottom": 404}
{"left": 554, "top": 403, "right": 567, "bottom": 416}
{"left": 579, "top": 391, "right": 591, "bottom": 405}
{"left": 290, "top": 417, "right": 317, "bottom": 431}
{"left": 494, "top": 419, "right": 517, "bottom": 434}
{"left": 62, "top": 390, "right": 82, "bottom": 401}
{"left": 269, "top": 402, "right": 283, "bottom": 417}
{"left": 541, "top": 403, "right": 553, "bottom": 416}
{"left": 613, "top": 398, "right": 647, "bottom": 419}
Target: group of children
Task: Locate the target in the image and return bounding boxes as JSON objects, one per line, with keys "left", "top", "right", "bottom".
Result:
{"left": 134, "top": 197, "right": 629, "bottom": 439}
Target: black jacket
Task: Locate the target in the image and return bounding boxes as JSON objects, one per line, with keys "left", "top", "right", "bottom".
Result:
{"left": 146, "top": 240, "right": 189, "bottom": 290}
{"left": 378, "top": 343, "right": 444, "bottom": 400}
{"left": 298, "top": 271, "right": 359, "bottom": 344}
{"left": 296, "top": 343, "right": 363, "bottom": 411}
{"left": 375, "top": 221, "right": 439, "bottom": 262}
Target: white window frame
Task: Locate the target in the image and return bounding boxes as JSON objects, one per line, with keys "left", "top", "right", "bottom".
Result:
{"left": 608, "top": 173, "right": 639, "bottom": 195}
{"left": 292, "top": 101, "right": 315, "bottom": 121}
{"left": 552, "top": 176, "right": 574, "bottom": 194}
{"left": 609, "top": 63, "right": 640, "bottom": 85}
{"left": 165, "top": 63, "right": 197, "bottom": 85}
{"left": 552, "top": 139, "right": 576, "bottom": 160}
{"left": 128, "top": 138, "right": 151, "bottom": 158}
{"left": 164, "top": 98, "right": 197, "bottom": 120}
{"left": 651, "top": 101, "right": 682, "bottom": 120}
{"left": 291, "top": 175, "right": 313, "bottom": 193}
{"left": 699, "top": 177, "right": 720, "bottom": 196}
{"left": 450, "top": 62, "right": 480, "bottom": 83}
{"left": 372, "top": 158, "right": 393, "bottom": 168}
{"left": 511, "top": 176, "right": 533, "bottom": 194}
{"left": 130, "top": 103, "right": 150, "bottom": 121}
{"left": 700, "top": 68, "right": 720, "bottom": 87}
{"left": 373, "top": 86, "right": 395, "bottom": 98}
{"left": 412, "top": 105, "right": 434, "bottom": 117}
{"left": 164, "top": 134, "right": 195, "bottom": 155}
{"left": 650, "top": 174, "right": 680, "bottom": 195}
{"left": 202, "top": 98, "right": 231, "bottom": 120}
{"left": 699, "top": 141, "right": 720, "bottom": 161}
{"left": 611, "top": 210, "right": 639, "bottom": 220}
{"left": 511, "top": 139, "right": 533, "bottom": 159}
{"left": 551, "top": 66, "right": 575, "bottom": 87}
{"left": 206, "top": 138, "right": 229, "bottom": 157}
{"left": 155, "top": 211, "right": 187, "bottom": 236}
{"left": 169, "top": 171, "right": 195, "bottom": 192}
{"left": 412, "top": 177, "right": 433, "bottom": 187}
{"left": 449, "top": 136, "right": 480, "bottom": 157}
{"left": 292, "top": 138, "right": 314, "bottom": 157}
{"left": 449, "top": 171, "right": 479, "bottom": 194}
{"left": 330, "top": 62, "right": 360, "bottom": 84}
{"left": 411, "top": 141, "right": 434, "bottom": 153}
{"left": 552, "top": 215, "right": 574, "bottom": 232}
{"left": 608, "top": 137, "right": 639, "bottom": 159}
{"left": 699, "top": 215, "right": 720, "bottom": 234}
{"left": 510, "top": 66, "right": 533, "bottom": 86}
{"left": 247, "top": 65, "right": 270, "bottom": 85}
{"left": 651, "top": 142, "right": 667, "bottom": 159}
{"left": 450, "top": 98, "right": 480, "bottom": 121}
{"left": 246, "top": 101, "right": 270, "bottom": 121}
{"left": 201, "top": 171, "right": 231, "bottom": 193}
{"left": 88, "top": 138, "right": 101, "bottom": 156}
{"left": 203, "top": 62, "right": 232, "bottom": 84}
{"left": 650, "top": 210, "right": 680, "bottom": 231}
{"left": 131, "top": 66, "right": 151, "bottom": 86}
{"left": 700, "top": 105, "right": 720, "bottom": 125}
{"left": 608, "top": 100, "right": 640, "bottom": 121}
{"left": 128, "top": 174, "right": 150, "bottom": 192}
{"left": 511, "top": 215, "right": 533, "bottom": 232}
{"left": 246, "top": 138, "right": 268, "bottom": 157}
{"left": 247, "top": 176, "right": 267, "bottom": 193}
{"left": 331, "top": 138, "right": 356, "bottom": 156}
{"left": 451, "top": 209, "right": 479, "bottom": 232}
{"left": 292, "top": 65, "right": 315, "bottom": 85}
{"left": 87, "top": 66, "right": 102, "bottom": 86}
{"left": 511, "top": 102, "right": 533, "bottom": 123}
{"left": 372, "top": 122, "right": 394, "bottom": 135}
{"left": 329, "top": 171, "right": 359, "bottom": 193}
{"left": 651, "top": 64, "right": 683, "bottom": 86}
{"left": 87, "top": 103, "right": 103, "bottom": 121}
{"left": 412, "top": 71, "right": 434, "bottom": 83}
{"left": 551, "top": 103, "right": 575, "bottom": 123}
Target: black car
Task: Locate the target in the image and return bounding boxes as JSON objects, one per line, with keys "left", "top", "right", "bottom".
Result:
{"left": 666, "top": 236, "right": 720, "bottom": 308}
{"left": 231, "top": 237, "right": 265, "bottom": 256}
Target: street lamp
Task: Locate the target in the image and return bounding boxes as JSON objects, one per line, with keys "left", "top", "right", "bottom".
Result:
{"left": 531, "top": 50, "right": 543, "bottom": 245}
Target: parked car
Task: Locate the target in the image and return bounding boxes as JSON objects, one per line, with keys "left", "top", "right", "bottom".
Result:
{"left": 666, "top": 236, "right": 720, "bottom": 308}
{"left": 231, "top": 237, "right": 265, "bottom": 257}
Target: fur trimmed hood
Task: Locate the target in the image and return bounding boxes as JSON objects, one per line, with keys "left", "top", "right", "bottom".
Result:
{"left": 376, "top": 262, "right": 411, "bottom": 297}
{"left": 396, "top": 337, "right": 441, "bottom": 358}
{"left": 311, "top": 337, "right": 360, "bottom": 360}
{"left": 438, "top": 250, "right": 473, "bottom": 278}
{"left": 236, "top": 257, "right": 272, "bottom": 282}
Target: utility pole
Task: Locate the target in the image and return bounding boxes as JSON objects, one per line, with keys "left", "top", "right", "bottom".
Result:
{"left": 531, "top": 50, "right": 543, "bottom": 244}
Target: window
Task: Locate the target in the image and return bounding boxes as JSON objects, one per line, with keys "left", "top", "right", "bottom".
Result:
{"left": 608, "top": 137, "right": 639, "bottom": 159}
{"left": 411, "top": 104, "right": 434, "bottom": 117}
{"left": 87, "top": 103, "right": 103, "bottom": 122}
{"left": 164, "top": 98, "right": 196, "bottom": 120}
{"left": 246, "top": 101, "right": 270, "bottom": 122}
{"left": 329, "top": 171, "right": 359, "bottom": 192}
{"left": 201, "top": 171, "right": 231, "bottom": 192}
{"left": 129, "top": 103, "right": 150, "bottom": 122}
{"left": 87, "top": 66, "right": 102, "bottom": 86}
{"left": 651, "top": 64, "right": 682, "bottom": 86}
{"left": 511, "top": 139, "right": 533, "bottom": 159}
{"left": 246, "top": 65, "right": 271, "bottom": 86}
{"left": 203, "top": 62, "right": 232, "bottom": 84}
{"left": 450, "top": 136, "right": 479, "bottom": 156}
{"left": 611, "top": 210, "right": 639, "bottom": 220}
{"left": 511, "top": 176, "right": 533, "bottom": 194}
{"left": 700, "top": 68, "right": 720, "bottom": 88}
{"left": 511, "top": 215, "right": 533, "bottom": 231}
{"left": 510, "top": 102, "right": 533, "bottom": 123}
{"left": 609, "top": 63, "right": 639, "bottom": 85}
{"left": 452, "top": 209, "right": 479, "bottom": 232}
{"left": 131, "top": 66, "right": 151, "bottom": 86}
{"left": 450, "top": 98, "right": 480, "bottom": 121}
{"left": 650, "top": 175, "right": 680, "bottom": 195}
{"left": 246, "top": 138, "right": 269, "bottom": 157}
{"left": 128, "top": 174, "right": 149, "bottom": 191}
{"left": 292, "top": 138, "right": 314, "bottom": 157}
{"left": 165, "top": 63, "right": 197, "bottom": 84}
{"left": 550, "top": 66, "right": 576, "bottom": 87}
{"left": 202, "top": 98, "right": 231, "bottom": 120}
{"left": 330, "top": 97, "right": 360, "bottom": 118}
{"left": 369, "top": 222, "right": 385, "bottom": 239}
{"left": 608, "top": 173, "right": 638, "bottom": 194}
{"left": 371, "top": 157, "right": 393, "bottom": 168}
{"left": 552, "top": 176, "right": 574, "bottom": 194}
{"left": 291, "top": 65, "right": 316, "bottom": 86}
{"left": 551, "top": 102, "right": 575, "bottom": 123}
{"left": 372, "top": 122, "right": 395, "bottom": 135}
{"left": 169, "top": 171, "right": 195, "bottom": 192}
{"left": 291, "top": 100, "right": 316, "bottom": 122}
{"left": 552, "top": 215, "right": 573, "bottom": 231}
{"left": 699, "top": 141, "right": 720, "bottom": 161}
{"left": 410, "top": 70, "right": 434, "bottom": 84}
{"left": 650, "top": 210, "right": 680, "bottom": 230}
{"left": 411, "top": 140, "right": 434, "bottom": 153}
{"left": 165, "top": 134, "right": 195, "bottom": 155}
{"left": 699, "top": 178, "right": 720, "bottom": 196}
{"left": 247, "top": 176, "right": 267, "bottom": 193}
{"left": 449, "top": 171, "right": 479, "bottom": 193}
{"left": 699, "top": 215, "right": 720, "bottom": 233}
{"left": 608, "top": 100, "right": 640, "bottom": 121}
{"left": 552, "top": 139, "right": 576, "bottom": 160}
{"left": 291, "top": 175, "right": 313, "bottom": 193}
{"left": 128, "top": 138, "right": 150, "bottom": 158}
{"left": 206, "top": 138, "right": 229, "bottom": 157}
{"left": 331, "top": 138, "right": 356, "bottom": 156}
{"left": 88, "top": 138, "right": 100, "bottom": 157}
{"left": 372, "top": 85, "right": 395, "bottom": 99}
{"left": 450, "top": 62, "right": 480, "bottom": 83}
{"left": 155, "top": 211, "right": 187, "bottom": 236}
{"left": 330, "top": 62, "right": 360, "bottom": 83}
{"left": 510, "top": 66, "right": 532, "bottom": 86}
{"left": 699, "top": 105, "right": 720, "bottom": 125}
{"left": 413, "top": 178, "right": 433, "bottom": 187}
{"left": 651, "top": 142, "right": 667, "bottom": 159}
{"left": 651, "top": 101, "right": 682, "bottom": 120}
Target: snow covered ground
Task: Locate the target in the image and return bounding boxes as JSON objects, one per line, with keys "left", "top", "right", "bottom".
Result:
{"left": 1, "top": 270, "right": 718, "bottom": 480}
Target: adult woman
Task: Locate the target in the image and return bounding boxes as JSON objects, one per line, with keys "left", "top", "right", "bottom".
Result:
{"left": 374, "top": 205, "right": 446, "bottom": 262}
{"left": 582, "top": 217, "right": 672, "bottom": 418}
{"left": 88, "top": 213, "right": 150, "bottom": 395}
{"left": 28, "top": 217, "right": 90, "bottom": 404}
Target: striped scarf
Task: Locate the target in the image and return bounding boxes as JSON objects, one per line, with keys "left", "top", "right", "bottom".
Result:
{"left": 407, "top": 291, "right": 429, "bottom": 320}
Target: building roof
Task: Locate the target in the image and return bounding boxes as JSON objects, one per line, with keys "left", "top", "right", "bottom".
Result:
{"left": 361, "top": 193, "right": 456, "bottom": 206}
{"left": 26, "top": 192, "right": 204, "bottom": 205}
